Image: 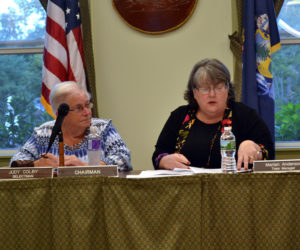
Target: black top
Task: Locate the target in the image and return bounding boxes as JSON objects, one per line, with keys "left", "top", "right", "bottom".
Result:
{"left": 152, "top": 102, "right": 275, "bottom": 169}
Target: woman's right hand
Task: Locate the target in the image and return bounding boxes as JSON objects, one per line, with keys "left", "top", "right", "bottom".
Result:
{"left": 159, "top": 153, "right": 190, "bottom": 170}
{"left": 34, "top": 153, "right": 59, "bottom": 168}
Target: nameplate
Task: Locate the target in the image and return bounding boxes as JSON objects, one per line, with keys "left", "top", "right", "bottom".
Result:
{"left": 0, "top": 167, "right": 53, "bottom": 179}
{"left": 253, "top": 159, "right": 300, "bottom": 172}
{"left": 57, "top": 165, "right": 119, "bottom": 177}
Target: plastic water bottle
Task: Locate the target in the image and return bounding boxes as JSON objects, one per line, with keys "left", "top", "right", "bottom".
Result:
{"left": 87, "top": 126, "right": 101, "bottom": 166}
{"left": 220, "top": 126, "right": 236, "bottom": 173}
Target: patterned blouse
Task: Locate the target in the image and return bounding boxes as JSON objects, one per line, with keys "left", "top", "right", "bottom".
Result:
{"left": 10, "top": 118, "right": 132, "bottom": 171}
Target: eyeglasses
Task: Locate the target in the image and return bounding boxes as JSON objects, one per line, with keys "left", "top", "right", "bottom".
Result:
{"left": 69, "top": 102, "right": 93, "bottom": 113}
{"left": 195, "top": 85, "right": 228, "bottom": 94}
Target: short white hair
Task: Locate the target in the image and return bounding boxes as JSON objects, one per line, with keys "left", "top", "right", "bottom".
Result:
{"left": 49, "top": 81, "right": 91, "bottom": 114}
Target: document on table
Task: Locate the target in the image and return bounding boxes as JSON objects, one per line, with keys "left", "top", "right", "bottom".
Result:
{"left": 126, "top": 167, "right": 224, "bottom": 178}
{"left": 189, "top": 167, "right": 252, "bottom": 174}
{"left": 190, "top": 167, "right": 223, "bottom": 174}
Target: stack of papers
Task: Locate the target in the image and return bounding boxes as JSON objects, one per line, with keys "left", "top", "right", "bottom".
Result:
{"left": 126, "top": 167, "right": 224, "bottom": 178}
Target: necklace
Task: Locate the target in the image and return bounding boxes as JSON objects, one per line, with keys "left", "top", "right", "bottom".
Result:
{"left": 175, "top": 107, "right": 232, "bottom": 167}
{"left": 206, "top": 122, "right": 222, "bottom": 167}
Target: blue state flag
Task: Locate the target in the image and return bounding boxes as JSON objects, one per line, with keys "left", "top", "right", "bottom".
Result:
{"left": 242, "top": 0, "right": 281, "bottom": 141}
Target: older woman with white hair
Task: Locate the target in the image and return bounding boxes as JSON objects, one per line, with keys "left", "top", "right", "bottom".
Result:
{"left": 10, "top": 81, "right": 132, "bottom": 171}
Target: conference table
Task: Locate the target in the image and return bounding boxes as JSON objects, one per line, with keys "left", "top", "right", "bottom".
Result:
{"left": 0, "top": 170, "right": 299, "bottom": 249}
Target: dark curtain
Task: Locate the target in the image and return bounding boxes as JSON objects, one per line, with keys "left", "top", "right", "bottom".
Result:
{"left": 39, "top": 0, "right": 98, "bottom": 117}
{"left": 229, "top": 0, "right": 284, "bottom": 101}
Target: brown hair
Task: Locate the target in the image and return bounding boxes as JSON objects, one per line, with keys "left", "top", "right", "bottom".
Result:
{"left": 184, "top": 58, "right": 235, "bottom": 108}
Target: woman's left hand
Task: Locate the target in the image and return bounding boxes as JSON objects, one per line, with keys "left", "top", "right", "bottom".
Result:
{"left": 64, "top": 155, "right": 107, "bottom": 166}
{"left": 64, "top": 155, "right": 87, "bottom": 166}
{"left": 237, "top": 140, "right": 262, "bottom": 170}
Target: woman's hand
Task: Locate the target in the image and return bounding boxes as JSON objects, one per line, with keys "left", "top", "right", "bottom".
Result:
{"left": 35, "top": 153, "right": 107, "bottom": 167}
{"left": 159, "top": 153, "right": 190, "bottom": 170}
{"left": 34, "top": 153, "right": 59, "bottom": 167}
{"left": 64, "top": 155, "right": 107, "bottom": 166}
{"left": 64, "top": 155, "right": 87, "bottom": 166}
{"left": 237, "top": 140, "right": 263, "bottom": 170}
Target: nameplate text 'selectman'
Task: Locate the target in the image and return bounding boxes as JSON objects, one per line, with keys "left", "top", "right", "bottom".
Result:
{"left": 57, "top": 165, "right": 119, "bottom": 177}
{"left": 253, "top": 159, "right": 300, "bottom": 172}
{"left": 112, "top": 0, "right": 198, "bottom": 34}
{"left": 0, "top": 167, "right": 53, "bottom": 179}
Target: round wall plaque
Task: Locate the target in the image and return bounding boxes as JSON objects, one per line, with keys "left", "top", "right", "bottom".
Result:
{"left": 112, "top": 0, "right": 198, "bottom": 34}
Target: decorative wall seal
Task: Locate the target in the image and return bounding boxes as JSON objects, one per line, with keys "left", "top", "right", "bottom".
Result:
{"left": 112, "top": 0, "right": 198, "bottom": 34}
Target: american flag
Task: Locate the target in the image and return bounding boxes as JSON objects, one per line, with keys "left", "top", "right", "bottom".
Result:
{"left": 41, "top": 0, "right": 87, "bottom": 117}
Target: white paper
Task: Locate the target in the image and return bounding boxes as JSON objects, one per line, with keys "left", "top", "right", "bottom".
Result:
{"left": 126, "top": 169, "right": 194, "bottom": 178}
{"left": 189, "top": 167, "right": 223, "bottom": 174}
{"left": 126, "top": 167, "right": 251, "bottom": 178}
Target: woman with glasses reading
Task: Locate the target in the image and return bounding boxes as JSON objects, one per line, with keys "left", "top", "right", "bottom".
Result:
{"left": 152, "top": 58, "right": 274, "bottom": 171}
{"left": 10, "top": 81, "right": 132, "bottom": 171}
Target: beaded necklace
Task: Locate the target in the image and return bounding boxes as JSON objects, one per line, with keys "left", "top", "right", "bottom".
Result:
{"left": 175, "top": 107, "right": 232, "bottom": 167}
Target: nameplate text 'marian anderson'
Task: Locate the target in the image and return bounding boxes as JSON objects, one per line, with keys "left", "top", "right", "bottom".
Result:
{"left": 253, "top": 159, "right": 300, "bottom": 172}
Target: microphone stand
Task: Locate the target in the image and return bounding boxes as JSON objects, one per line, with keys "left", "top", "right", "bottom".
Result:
{"left": 58, "top": 131, "right": 65, "bottom": 166}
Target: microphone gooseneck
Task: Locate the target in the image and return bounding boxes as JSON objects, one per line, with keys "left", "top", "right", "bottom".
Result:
{"left": 11, "top": 104, "right": 69, "bottom": 168}
{"left": 46, "top": 103, "right": 70, "bottom": 154}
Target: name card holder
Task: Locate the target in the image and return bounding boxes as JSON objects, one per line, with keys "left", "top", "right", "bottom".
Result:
{"left": 253, "top": 159, "right": 300, "bottom": 172}
{"left": 0, "top": 167, "right": 53, "bottom": 179}
{"left": 57, "top": 165, "right": 119, "bottom": 177}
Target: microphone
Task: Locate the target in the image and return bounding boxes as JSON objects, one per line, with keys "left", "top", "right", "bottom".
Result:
{"left": 10, "top": 104, "right": 69, "bottom": 168}
{"left": 46, "top": 103, "right": 70, "bottom": 154}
